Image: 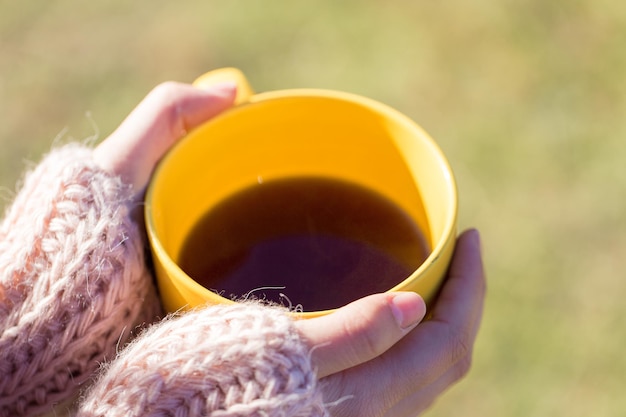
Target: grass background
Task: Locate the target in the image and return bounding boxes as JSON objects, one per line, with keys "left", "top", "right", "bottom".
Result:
{"left": 2, "top": 1, "right": 625, "bottom": 415}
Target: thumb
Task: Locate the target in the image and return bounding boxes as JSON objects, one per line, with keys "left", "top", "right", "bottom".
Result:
{"left": 294, "top": 292, "right": 426, "bottom": 378}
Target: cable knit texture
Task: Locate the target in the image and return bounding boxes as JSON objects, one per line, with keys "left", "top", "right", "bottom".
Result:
{"left": 76, "top": 303, "right": 327, "bottom": 417}
{"left": 0, "top": 143, "right": 329, "bottom": 417}
{"left": 0, "top": 144, "right": 162, "bottom": 417}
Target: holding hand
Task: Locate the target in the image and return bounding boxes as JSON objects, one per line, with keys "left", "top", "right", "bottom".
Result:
{"left": 93, "top": 80, "right": 236, "bottom": 195}
{"left": 298, "top": 229, "right": 485, "bottom": 416}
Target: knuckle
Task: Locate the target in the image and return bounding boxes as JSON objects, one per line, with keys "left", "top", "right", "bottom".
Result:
{"left": 149, "top": 82, "right": 186, "bottom": 114}
{"left": 150, "top": 81, "right": 185, "bottom": 100}
{"left": 341, "top": 313, "right": 386, "bottom": 363}
{"left": 452, "top": 353, "right": 473, "bottom": 381}
{"left": 361, "top": 327, "right": 387, "bottom": 360}
{"left": 148, "top": 81, "right": 188, "bottom": 135}
{"left": 148, "top": 83, "right": 177, "bottom": 112}
{"left": 445, "top": 325, "right": 474, "bottom": 381}
{"left": 447, "top": 326, "right": 473, "bottom": 364}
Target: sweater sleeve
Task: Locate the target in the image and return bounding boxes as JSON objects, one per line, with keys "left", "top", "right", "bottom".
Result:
{"left": 0, "top": 144, "right": 162, "bottom": 416}
{"left": 76, "top": 303, "right": 328, "bottom": 417}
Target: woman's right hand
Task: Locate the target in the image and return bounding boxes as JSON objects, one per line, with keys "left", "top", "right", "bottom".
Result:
{"left": 295, "top": 228, "right": 486, "bottom": 417}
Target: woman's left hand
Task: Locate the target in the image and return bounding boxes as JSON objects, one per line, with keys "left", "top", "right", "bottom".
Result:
{"left": 93, "top": 80, "right": 236, "bottom": 195}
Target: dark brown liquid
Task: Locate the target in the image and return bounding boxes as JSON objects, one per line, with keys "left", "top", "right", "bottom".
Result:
{"left": 178, "top": 177, "right": 431, "bottom": 311}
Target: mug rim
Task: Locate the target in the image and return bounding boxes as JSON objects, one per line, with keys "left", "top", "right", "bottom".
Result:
{"left": 145, "top": 88, "right": 458, "bottom": 317}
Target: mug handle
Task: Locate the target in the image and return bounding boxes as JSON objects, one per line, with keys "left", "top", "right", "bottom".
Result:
{"left": 193, "top": 67, "right": 255, "bottom": 105}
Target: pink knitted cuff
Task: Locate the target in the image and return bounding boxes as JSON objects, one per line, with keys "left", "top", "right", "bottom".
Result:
{"left": 77, "top": 303, "right": 328, "bottom": 417}
{"left": 0, "top": 144, "right": 162, "bottom": 416}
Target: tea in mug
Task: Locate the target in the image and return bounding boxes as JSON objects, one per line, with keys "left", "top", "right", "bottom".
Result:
{"left": 177, "top": 177, "right": 431, "bottom": 311}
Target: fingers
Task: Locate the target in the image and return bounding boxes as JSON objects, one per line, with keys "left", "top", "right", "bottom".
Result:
{"left": 319, "top": 229, "right": 486, "bottom": 417}
{"left": 376, "top": 228, "right": 485, "bottom": 400}
{"left": 94, "top": 81, "right": 236, "bottom": 193}
{"left": 295, "top": 291, "right": 426, "bottom": 378}
{"left": 430, "top": 228, "right": 486, "bottom": 345}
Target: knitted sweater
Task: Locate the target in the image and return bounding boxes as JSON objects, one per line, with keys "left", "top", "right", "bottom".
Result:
{"left": 0, "top": 145, "right": 327, "bottom": 417}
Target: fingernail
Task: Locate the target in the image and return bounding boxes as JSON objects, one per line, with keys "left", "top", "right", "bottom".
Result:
{"left": 390, "top": 292, "right": 426, "bottom": 330}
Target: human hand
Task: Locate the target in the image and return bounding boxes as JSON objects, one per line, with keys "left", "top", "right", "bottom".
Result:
{"left": 295, "top": 228, "right": 485, "bottom": 417}
{"left": 93, "top": 81, "right": 236, "bottom": 195}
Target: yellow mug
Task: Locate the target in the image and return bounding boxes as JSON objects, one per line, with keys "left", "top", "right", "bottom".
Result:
{"left": 145, "top": 68, "right": 458, "bottom": 318}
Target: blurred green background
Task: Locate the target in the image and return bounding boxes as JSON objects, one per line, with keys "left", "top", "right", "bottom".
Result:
{"left": 2, "top": 1, "right": 625, "bottom": 415}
